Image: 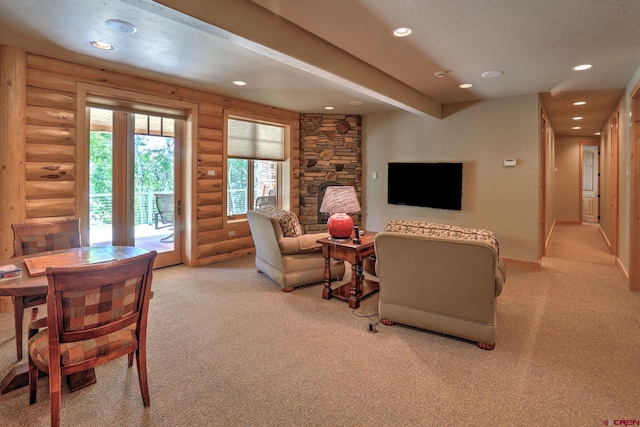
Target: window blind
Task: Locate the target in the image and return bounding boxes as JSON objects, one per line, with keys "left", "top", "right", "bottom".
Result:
{"left": 227, "top": 118, "right": 285, "bottom": 161}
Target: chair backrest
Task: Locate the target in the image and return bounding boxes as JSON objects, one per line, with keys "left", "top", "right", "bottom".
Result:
{"left": 45, "top": 250, "right": 157, "bottom": 345}
{"left": 154, "top": 194, "right": 174, "bottom": 225}
{"left": 12, "top": 219, "right": 81, "bottom": 257}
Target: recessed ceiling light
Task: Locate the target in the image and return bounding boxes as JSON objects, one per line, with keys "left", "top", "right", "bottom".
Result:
{"left": 459, "top": 83, "right": 473, "bottom": 89}
{"left": 105, "top": 19, "right": 137, "bottom": 34}
{"left": 348, "top": 101, "right": 363, "bottom": 106}
{"left": 481, "top": 71, "right": 504, "bottom": 78}
{"left": 232, "top": 80, "right": 247, "bottom": 86}
{"left": 324, "top": 106, "right": 334, "bottom": 110}
{"left": 595, "top": 132, "right": 601, "bottom": 136}
{"left": 572, "top": 126, "right": 581, "bottom": 130}
{"left": 572, "top": 64, "right": 592, "bottom": 71}
{"left": 392, "top": 27, "right": 413, "bottom": 37}
{"left": 573, "top": 101, "right": 587, "bottom": 106}
{"left": 573, "top": 116, "right": 583, "bottom": 120}
{"left": 90, "top": 41, "right": 114, "bottom": 50}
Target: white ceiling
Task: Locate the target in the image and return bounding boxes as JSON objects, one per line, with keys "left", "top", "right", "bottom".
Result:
{"left": 1, "top": 0, "right": 639, "bottom": 136}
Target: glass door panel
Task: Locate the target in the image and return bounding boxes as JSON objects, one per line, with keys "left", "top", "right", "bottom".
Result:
{"left": 88, "top": 108, "right": 181, "bottom": 268}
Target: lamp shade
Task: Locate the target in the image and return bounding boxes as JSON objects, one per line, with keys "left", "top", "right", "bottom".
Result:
{"left": 319, "top": 186, "right": 361, "bottom": 214}
{"left": 319, "top": 186, "right": 361, "bottom": 239}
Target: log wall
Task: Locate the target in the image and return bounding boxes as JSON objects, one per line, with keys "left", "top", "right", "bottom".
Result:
{"left": 1, "top": 48, "right": 300, "bottom": 267}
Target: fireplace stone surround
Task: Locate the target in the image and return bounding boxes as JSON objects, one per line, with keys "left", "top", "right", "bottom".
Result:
{"left": 298, "top": 114, "right": 362, "bottom": 233}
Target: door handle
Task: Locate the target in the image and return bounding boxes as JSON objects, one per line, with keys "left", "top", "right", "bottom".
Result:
{"left": 177, "top": 200, "right": 182, "bottom": 215}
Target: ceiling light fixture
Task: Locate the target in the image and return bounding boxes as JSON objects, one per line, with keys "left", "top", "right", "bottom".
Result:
{"left": 481, "top": 70, "right": 504, "bottom": 78}
{"left": 572, "top": 64, "right": 592, "bottom": 71}
{"left": 90, "top": 41, "right": 114, "bottom": 50}
{"left": 595, "top": 132, "right": 601, "bottom": 136}
{"left": 324, "top": 106, "right": 334, "bottom": 110}
{"left": 105, "top": 19, "right": 137, "bottom": 34}
{"left": 459, "top": 83, "right": 473, "bottom": 89}
{"left": 573, "top": 116, "right": 583, "bottom": 120}
{"left": 348, "top": 101, "right": 363, "bottom": 106}
{"left": 573, "top": 101, "right": 587, "bottom": 106}
{"left": 232, "top": 80, "right": 247, "bottom": 86}
{"left": 572, "top": 126, "right": 581, "bottom": 130}
{"left": 392, "top": 27, "right": 413, "bottom": 37}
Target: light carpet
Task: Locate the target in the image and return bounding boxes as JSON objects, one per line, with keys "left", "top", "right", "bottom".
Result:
{"left": 0, "top": 224, "right": 638, "bottom": 426}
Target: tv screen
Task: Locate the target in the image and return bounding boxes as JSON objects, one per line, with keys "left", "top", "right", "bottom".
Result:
{"left": 387, "top": 162, "right": 463, "bottom": 210}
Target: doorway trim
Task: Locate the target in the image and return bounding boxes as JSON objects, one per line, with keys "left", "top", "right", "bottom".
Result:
{"left": 76, "top": 83, "right": 199, "bottom": 267}
{"left": 579, "top": 141, "right": 600, "bottom": 224}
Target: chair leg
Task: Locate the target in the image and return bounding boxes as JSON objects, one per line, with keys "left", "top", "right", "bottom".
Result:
{"left": 128, "top": 351, "right": 134, "bottom": 367}
{"left": 49, "top": 365, "right": 62, "bottom": 427}
{"left": 13, "top": 296, "right": 24, "bottom": 361}
{"left": 136, "top": 348, "right": 151, "bottom": 407}
{"left": 28, "top": 356, "right": 38, "bottom": 404}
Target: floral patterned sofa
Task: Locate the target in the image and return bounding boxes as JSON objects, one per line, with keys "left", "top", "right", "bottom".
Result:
{"left": 374, "top": 220, "right": 507, "bottom": 349}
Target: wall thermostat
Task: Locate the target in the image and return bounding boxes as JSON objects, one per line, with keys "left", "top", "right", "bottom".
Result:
{"left": 503, "top": 159, "right": 517, "bottom": 167}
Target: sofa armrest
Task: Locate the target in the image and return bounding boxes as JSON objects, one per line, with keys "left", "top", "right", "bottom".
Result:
{"left": 494, "top": 258, "right": 507, "bottom": 297}
{"left": 278, "top": 232, "right": 331, "bottom": 255}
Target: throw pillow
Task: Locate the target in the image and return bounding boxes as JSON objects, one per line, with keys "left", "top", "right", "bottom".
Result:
{"left": 257, "top": 206, "right": 304, "bottom": 237}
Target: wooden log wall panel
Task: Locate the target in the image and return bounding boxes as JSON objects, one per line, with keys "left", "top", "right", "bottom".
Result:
{"left": 19, "top": 52, "right": 301, "bottom": 265}
{"left": 198, "top": 217, "right": 223, "bottom": 232}
{"left": 197, "top": 153, "right": 223, "bottom": 167}
{"left": 26, "top": 163, "right": 76, "bottom": 181}
{"left": 197, "top": 167, "right": 223, "bottom": 180}
{"left": 198, "top": 226, "right": 251, "bottom": 245}
{"left": 197, "top": 192, "right": 222, "bottom": 206}
{"left": 26, "top": 105, "right": 75, "bottom": 127}
{"left": 199, "top": 127, "right": 222, "bottom": 142}
{"left": 26, "top": 198, "right": 75, "bottom": 218}
{"left": 197, "top": 179, "right": 222, "bottom": 193}
{"left": 25, "top": 144, "right": 75, "bottom": 163}
{"left": 26, "top": 125, "right": 75, "bottom": 145}
{"left": 197, "top": 205, "right": 223, "bottom": 219}
{"left": 27, "top": 68, "right": 77, "bottom": 93}
{"left": 26, "top": 87, "right": 76, "bottom": 110}
{"left": 198, "top": 140, "right": 222, "bottom": 154}
{"left": 199, "top": 114, "right": 223, "bottom": 130}
{"left": 197, "top": 248, "right": 255, "bottom": 267}
{"left": 199, "top": 103, "right": 224, "bottom": 116}
{"left": 198, "top": 235, "right": 255, "bottom": 259}
{"left": 25, "top": 181, "right": 75, "bottom": 199}
{"left": 26, "top": 54, "right": 245, "bottom": 109}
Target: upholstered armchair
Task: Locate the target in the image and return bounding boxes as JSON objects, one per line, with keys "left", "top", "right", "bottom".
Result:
{"left": 374, "top": 220, "right": 507, "bottom": 350}
{"left": 247, "top": 206, "right": 345, "bottom": 292}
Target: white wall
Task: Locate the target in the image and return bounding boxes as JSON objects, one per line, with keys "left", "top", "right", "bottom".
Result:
{"left": 363, "top": 94, "right": 540, "bottom": 262}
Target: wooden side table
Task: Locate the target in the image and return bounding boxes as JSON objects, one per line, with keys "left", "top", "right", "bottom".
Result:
{"left": 317, "top": 232, "right": 378, "bottom": 309}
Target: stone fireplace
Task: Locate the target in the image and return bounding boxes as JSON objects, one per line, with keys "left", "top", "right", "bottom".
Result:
{"left": 298, "top": 114, "right": 362, "bottom": 233}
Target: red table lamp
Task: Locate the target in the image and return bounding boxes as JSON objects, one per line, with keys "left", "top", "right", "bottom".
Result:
{"left": 319, "top": 186, "right": 361, "bottom": 240}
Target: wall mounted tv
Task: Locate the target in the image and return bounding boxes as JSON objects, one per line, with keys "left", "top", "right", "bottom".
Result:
{"left": 387, "top": 162, "right": 463, "bottom": 210}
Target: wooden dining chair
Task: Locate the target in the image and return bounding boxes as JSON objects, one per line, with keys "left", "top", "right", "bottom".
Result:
{"left": 27, "top": 250, "right": 157, "bottom": 427}
{"left": 11, "top": 218, "right": 81, "bottom": 361}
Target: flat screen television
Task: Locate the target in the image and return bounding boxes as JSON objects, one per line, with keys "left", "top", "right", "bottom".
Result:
{"left": 387, "top": 162, "right": 463, "bottom": 210}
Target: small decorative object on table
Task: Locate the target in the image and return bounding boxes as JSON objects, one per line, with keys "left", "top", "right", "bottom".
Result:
{"left": 319, "top": 186, "right": 361, "bottom": 240}
{"left": 0, "top": 264, "right": 22, "bottom": 282}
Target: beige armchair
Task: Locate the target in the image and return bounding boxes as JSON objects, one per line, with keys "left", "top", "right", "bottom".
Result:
{"left": 374, "top": 220, "right": 507, "bottom": 350}
{"left": 247, "top": 207, "right": 345, "bottom": 292}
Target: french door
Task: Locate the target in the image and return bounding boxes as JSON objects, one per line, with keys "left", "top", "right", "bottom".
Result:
{"left": 87, "top": 107, "right": 182, "bottom": 268}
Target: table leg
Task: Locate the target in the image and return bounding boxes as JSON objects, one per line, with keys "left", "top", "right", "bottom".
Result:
{"left": 1, "top": 364, "right": 96, "bottom": 394}
{"left": 348, "top": 261, "right": 362, "bottom": 309}
{"left": 322, "top": 253, "right": 332, "bottom": 300}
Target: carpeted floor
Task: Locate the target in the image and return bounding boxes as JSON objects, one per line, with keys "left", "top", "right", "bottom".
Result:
{"left": 0, "top": 223, "right": 638, "bottom": 426}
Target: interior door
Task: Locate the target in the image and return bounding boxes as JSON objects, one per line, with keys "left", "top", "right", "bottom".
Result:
{"left": 580, "top": 144, "right": 599, "bottom": 223}
{"left": 88, "top": 107, "right": 182, "bottom": 268}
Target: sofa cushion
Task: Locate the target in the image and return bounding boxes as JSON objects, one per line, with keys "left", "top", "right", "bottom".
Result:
{"left": 384, "top": 220, "right": 500, "bottom": 256}
{"left": 257, "top": 206, "right": 304, "bottom": 237}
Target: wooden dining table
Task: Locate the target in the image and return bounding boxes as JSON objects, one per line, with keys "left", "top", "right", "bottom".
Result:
{"left": 0, "top": 246, "right": 149, "bottom": 394}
